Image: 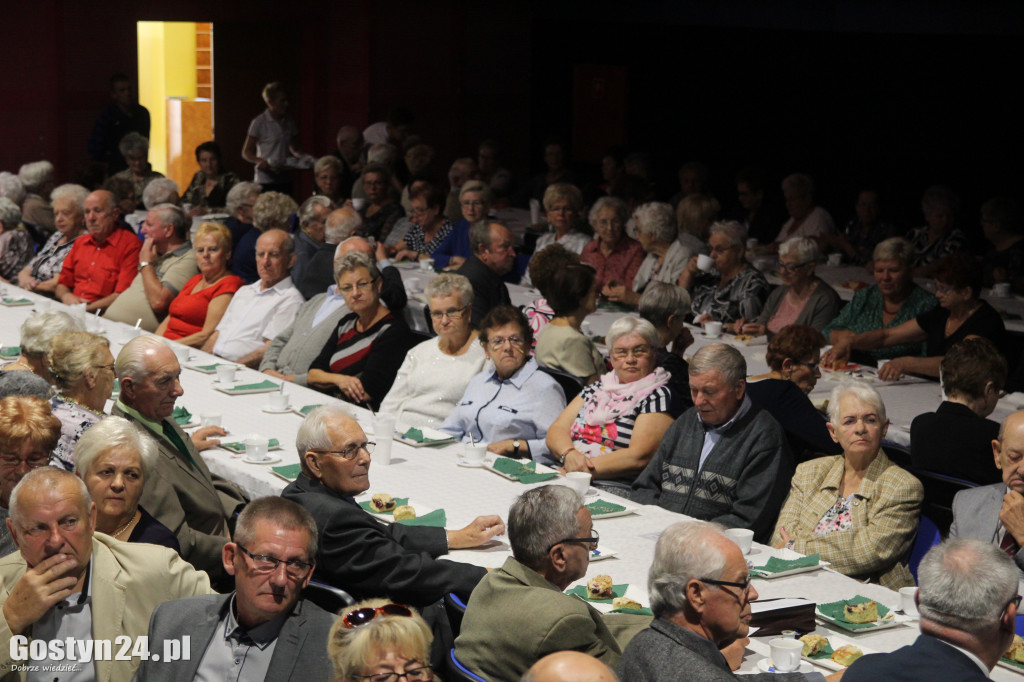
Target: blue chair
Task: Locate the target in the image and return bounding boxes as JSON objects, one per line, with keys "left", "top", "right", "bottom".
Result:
{"left": 1016, "top": 614, "right": 1024, "bottom": 636}
{"left": 448, "top": 648, "right": 487, "bottom": 682}
{"left": 908, "top": 514, "right": 942, "bottom": 583}
{"left": 444, "top": 592, "right": 468, "bottom": 638}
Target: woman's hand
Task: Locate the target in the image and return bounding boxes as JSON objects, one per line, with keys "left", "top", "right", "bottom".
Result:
{"left": 561, "top": 450, "right": 595, "bottom": 474}
{"left": 773, "top": 525, "right": 793, "bottom": 549}
{"left": 17, "top": 268, "right": 38, "bottom": 291}
{"left": 262, "top": 369, "right": 294, "bottom": 383}
{"left": 447, "top": 255, "right": 466, "bottom": 269}
{"left": 394, "top": 249, "right": 419, "bottom": 262}
{"left": 678, "top": 256, "right": 700, "bottom": 290}
{"left": 822, "top": 331, "right": 854, "bottom": 368}
{"left": 877, "top": 358, "right": 908, "bottom": 381}
{"left": 486, "top": 440, "right": 523, "bottom": 458}
{"left": 374, "top": 241, "right": 389, "bottom": 263}
{"left": 739, "top": 322, "right": 766, "bottom": 337}
{"left": 334, "top": 375, "right": 368, "bottom": 403}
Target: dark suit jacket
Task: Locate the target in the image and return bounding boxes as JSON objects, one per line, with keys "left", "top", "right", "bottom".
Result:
{"left": 298, "top": 241, "right": 407, "bottom": 311}
{"left": 911, "top": 401, "right": 1002, "bottom": 485}
{"left": 281, "top": 473, "right": 486, "bottom": 605}
{"left": 843, "top": 634, "right": 989, "bottom": 681}
{"left": 131, "top": 593, "right": 335, "bottom": 682}
{"left": 456, "top": 256, "right": 510, "bottom": 327}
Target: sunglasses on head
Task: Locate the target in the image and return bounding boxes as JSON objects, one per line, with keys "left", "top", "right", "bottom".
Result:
{"left": 342, "top": 603, "right": 413, "bottom": 629}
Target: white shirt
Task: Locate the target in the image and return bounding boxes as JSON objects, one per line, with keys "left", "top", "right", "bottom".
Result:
{"left": 312, "top": 284, "right": 348, "bottom": 327}
{"left": 247, "top": 110, "right": 298, "bottom": 184}
{"left": 697, "top": 395, "right": 752, "bottom": 472}
{"left": 213, "top": 276, "right": 304, "bottom": 361}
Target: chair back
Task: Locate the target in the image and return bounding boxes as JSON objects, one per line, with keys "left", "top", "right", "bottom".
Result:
{"left": 444, "top": 592, "right": 468, "bottom": 639}
{"left": 906, "top": 467, "right": 978, "bottom": 537}
{"left": 538, "top": 364, "right": 586, "bottom": 401}
{"left": 302, "top": 580, "right": 356, "bottom": 615}
{"left": 908, "top": 514, "right": 942, "bottom": 582}
{"left": 447, "top": 648, "right": 488, "bottom": 682}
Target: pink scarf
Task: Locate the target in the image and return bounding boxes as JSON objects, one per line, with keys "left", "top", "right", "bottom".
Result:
{"left": 581, "top": 367, "right": 671, "bottom": 426}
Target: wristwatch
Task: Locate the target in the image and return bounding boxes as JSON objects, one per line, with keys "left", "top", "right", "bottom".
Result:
{"left": 138, "top": 261, "right": 151, "bottom": 273}
{"left": 512, "top": 440, "right": 521, "bottom": 457}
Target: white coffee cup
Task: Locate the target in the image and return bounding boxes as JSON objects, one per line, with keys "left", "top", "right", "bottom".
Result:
{"left": 697, "top": 254, "right": 715, "bottom": 272}
{"left": 172, "top": 344, "right": 190, "bottom": 364}
{"left": 462, "top": 443, "right": 487, "bottom": 465}
{"left": 769, "top": 638, "right": 804, "bottom": 673}
{"left": 420, "top": 258, "right": 435, "bottom": 271}
{"left": 899, "top": 586, "right": 919, "bottom": 616}
{"left": 704, "top": 321, "right": 723, "bottom": 338}
{"left": 827, "top": 253, "right": 842, "bottom": 266}
{"left": 993, "top": 282, "right": 1011, "bottom": 297}
{"left": 244, "top": 435, "right": 270, "bottom": 462}
{"left": 351, "top": 198, "right": 367, "bottom": 212}
{"left": 724, "top": 528, "right": 754, "bottom": 555}
{"left": 373, "top": 413, "right": 397, "bottom": 466}
{"left": 215, "top": 365, "right": 236, "bottom": 384}
{"left": 268, "top": 392, "right": 289, "bottom": 410}
{"left": 200, "top": 413, "right": 222, "bottom": 428}
{"left": 565, "top": 471, "right": 592, "bottom": 496}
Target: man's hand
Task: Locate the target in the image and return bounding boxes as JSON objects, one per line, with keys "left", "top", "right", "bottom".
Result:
{"left": 60, "top": 292, "right": 85, "bottom": 306}
{"left": 139, "top": 236, "right": 158, "bottom": 264}
{"left": 1, "top": 553, "right": 80, "bottom": 636}
{"left": 720, "top": 637, "right": 749, "bottom": 671}
{"left": 447, "top": 515, "right": 506, "bottom": 549}
{"left": 1001, "top": 490, "right": 1024, "bottom": 546}
{"left": 191, "top": 425, "right": 227, "bottom": 451}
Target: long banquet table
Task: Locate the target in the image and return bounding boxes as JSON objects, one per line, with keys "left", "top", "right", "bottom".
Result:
{"left": 1, "top": 284, "right": 1021, "bottom": 679}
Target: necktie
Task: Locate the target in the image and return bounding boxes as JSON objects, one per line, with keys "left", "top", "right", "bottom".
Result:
{"left": 1001, "top": 530, "right": 1019, "bottom": 558}
{"left": 162, "top": 421, "right": 199, "bottom": 470}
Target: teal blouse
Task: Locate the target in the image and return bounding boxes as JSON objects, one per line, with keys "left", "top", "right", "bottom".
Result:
{"left": 822, "top": 284, "right": 938, "bottom": 360}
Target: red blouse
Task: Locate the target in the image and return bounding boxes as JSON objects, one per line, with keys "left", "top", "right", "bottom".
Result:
{"left": 163, "top": 273, "right": 244, "bottom": 340}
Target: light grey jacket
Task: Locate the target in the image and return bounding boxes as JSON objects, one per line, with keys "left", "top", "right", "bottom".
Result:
{"left": 950, "top": 483, "right": 1024, "bottom": 576}
{"left": 259, "top": 292, "right": 348, "bottom": 386}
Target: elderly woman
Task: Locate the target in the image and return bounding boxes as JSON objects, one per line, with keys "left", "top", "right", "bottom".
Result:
{"left": 822, "top": 236, "right": 937, "bottom": 364}
{"left": 313, "top": 155, "right": 345, "bottom": 204}
{"left": 328, "top": 599, "right": 434, "bottom": 682}
{"left": 535, "top": 183, "right": 590, "bottom": 255}
{"left": 112, "top": 132, "right": 164, "bottom": 209}
{"left": 158, "top": 222, "right": 243, "bottom": 347}
{"left": 824, "top": 252, "right": 999, "bottom": 379}
{"left": 0, "top": 198, "right": 32, "bottom": 283}
{"left": 546, "top": 317, "right": 675, "bottom": 491}
{"left": 182, "top": 141, "right": 239, "bottom": 215}
{"left": 393, "top": 183, "right": 454, "bottom": 261}
{"left": 679, "top": 221, "right": 770, "bottom": 327}
{"left": 603, "top": 202, "right": 693, "bottom": 306}
{"left": 292, "top": 195, "right": 333, "bottom": 285}
{"left": 223, "top": 181, "right": 261, "bottom": 249}
{"left": 47, "top": 331, "right": 115, "bottom": 471}
{"left": 535, "top": 264, "right": 604, "bottom": 383}
{"left": 309, "top": 252, "right": 411, "bottom": 409}
{"left": 738, "top": 237, "right": 841, "bottom": 337}
{"left": 747, "top": 326, "right": 841, "bottom": 460}
{"left": 523, "top": 244, "right": 580, "bottom": 347}
{"left": 74, "top": 416, "right": 179, "bottom": 551}
{"left": 638, "top": 282, "right": 694, "bottom": 411}
{"left": 441, "top": 306, "right": 567, "bottom": 462}
{"left": 908, "top": 185, "right": 966, "bottom": 278}
{"left": 775, "top": 172, "right": 835, "bottom": 244}
{"left": 0, "top": 395, "right": 61, "bottom": 556}
{"left": 675, "top": 193, "right": 719, "bottom": 250}
{"left": 235, "top": 190, "right": 298, "bottom": 284}
{"left": 581, "top": 196, "right": 645, "bottom": 292}
{"left": 772, "top": 381, "right": 923, "bottom": 589}
{"left": 380, "top": 274, "right": 487, "bottom": 426}
{"left": 0, "top": 310, "right": 80, "bottom": 399}
{"left": 432, "top": 180, "right": 491, "bottom": 269}
{"left": 359, "top": 163, "right": 405, "bottom": 243}
{"left": 16, "top": 184, "right": 89, "bottom": 295}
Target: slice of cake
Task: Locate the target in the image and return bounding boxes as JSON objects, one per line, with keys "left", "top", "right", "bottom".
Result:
{"left": 843, "top": 600, "right": 878, "bottom": 624}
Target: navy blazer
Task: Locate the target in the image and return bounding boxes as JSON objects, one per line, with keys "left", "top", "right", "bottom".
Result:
{"left": 844, "top": 634, "right": 990, "bottom": 681}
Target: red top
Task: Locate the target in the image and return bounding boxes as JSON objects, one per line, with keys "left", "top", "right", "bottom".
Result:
{"left": 57, "top": 228, "right": 142, "bottom": 301}
{"left": 162, "top": 273, "right": 244, "bottom": 340}
{"left": 580, "top": 236, "right": 646, "bottom": 291}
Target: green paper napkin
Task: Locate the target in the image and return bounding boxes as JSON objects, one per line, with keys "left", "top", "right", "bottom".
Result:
{"left": 401, "top": 427, "right": 449, "bottom": 443}
{"left": 565, "top": 584, "right": 628, "bottom": 604}
{"left": 751, "top": 553, "right": 820, "bottom": 576}
{"left": 491, "top": 457, "right": 558, "bottom": 483}
{"left": 397, "top": 508, "right": 447, "bottom": 527}
{"left": 196, "top": 363, "right": 225, "bottom": 372}
{"left": 221, "top": 438, "right": 281, "bottom": 453}
{"left": 807, "top": 640, "right": 835, "bottom": 660}
{"left": 0, "top": 346, "right": 20, "bottom": 357}
{"left": 610, "top": 606, "right": 653, "bottom": 616}
{"left": 358, "top": 497, "right": 410, "bottom": 515}
{"left": 225, "top": 379, "right": 279, "bottom": 392}
{"left": 596, "top": 301, "right": 633, "bottom": 313}
{"left": 817, "top": 595, "right": 891, "bottom": 629}
{"left": 586, "top": 500, "right": 627, "bottom": 516}
{"left": 298, "top": 404, "right": 323, "bottom": 416}
{"left": 110, "top": 378, "right": 120, "bottom": 400}
{"left": 2, "top": 298, "right": 31, "bottom": 305}
{"left": 271, "top": 463, "right": 302, "bottom": 481}
{"left": 171, "top": 406, "right": 192, "bottom": 426}
{"left": 1001, "top": 656, "right": 1024, "bottom": 671}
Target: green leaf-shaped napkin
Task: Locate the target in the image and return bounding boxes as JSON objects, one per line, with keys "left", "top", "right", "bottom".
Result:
{"left": 358, "top": 498, "right": 410, "bottom": 515}
{"left": 226, "top": 379, "right": 279, "bottom": 392}
{"left": 171, "top": 406, "right": 192, "bottom": 426}
{"left": 807, "top": 640, "right": 835, "bottom": 660}
{"left": 221, "top": 438, "right": 281, "bottom": 453}
{"left": 610, "top": 606, "right": 654, "bottom": 616}
{"left": 565, "top": 584, "right": 628, "bottom": 604}
{"left": 586, "top": 500, "right": 627, "bottom": 516}
{"left": 817, "top": 595, "right": 890, "bottom": 630}
{"left": 751, "top": 553, "right": 820, "bottom": 576}
{"left": 196, "top": 363, "right": 224, "bottom": 372}
{"left": 271, "top": 463, "right": 302, "bottom": 481}
{"left": 0, "top": 346, "right": 20, "bottom": 358}
{"left": 402, "top": 427, "right": 448, "bottom": 443}
{"left": 492, "top": 457, "right": 558, "bottom": 483}
{"left": 298, "top": 404, "right": 323, "bottom": 416}
{"left": 397, "top": 508, "right": 447, "bottom": 527}
{"left": 2, "top": 298, "right": 31, "bottom": 305}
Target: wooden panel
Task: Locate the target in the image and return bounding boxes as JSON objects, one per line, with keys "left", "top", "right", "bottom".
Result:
{"left": 166, "top": 98, "right": 212, "bottom": 191}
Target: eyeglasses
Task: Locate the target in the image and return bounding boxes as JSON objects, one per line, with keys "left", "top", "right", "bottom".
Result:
{"left": 547, "top": 528, "right": 600, "bottom": 552}
{"left": 778, "top": 261, "right": 811, "bottom": 273}
{"left": 351, "top": 665, "right": 433, "bottom": 682}
{"left": 429, "top": 306, "right": 466, "bottom": 321}
{"left": 409, "top": 206, "right": 432, "bottom": 216}
{"left": 310, "top": 442, "right": 376, "bottom": 461}
{"left": 343, "top": 603, "right": 414, "bottom": 629}
{"left": 611, "top": 345, "right": 651, "bottom": 360}
{"left": 794, "top": 360, "right": 820, "bottom": 371}
{"left": 235, "top": 543, "right": 313, "bottom": 579}
{"left": 339, "top": 278, "right": 379, "bottom": 295}
{"left": 487, "top": 336, "right": 524, "bottom": 350}
{"left": 0, "top": 451, "right": 50, "bottom": 469}
{"left": 94, "top": 362, "right": 116, "bottom": 373}
{"left": 700, "top": 576, "right": 752, "bottom": 600}
{"left": 461, "top": 200, "right": 485, "bottom": 208}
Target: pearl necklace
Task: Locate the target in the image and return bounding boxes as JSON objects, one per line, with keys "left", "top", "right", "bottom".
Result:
{"left": 112, "top": 510, "right": 140, "bottom": 539}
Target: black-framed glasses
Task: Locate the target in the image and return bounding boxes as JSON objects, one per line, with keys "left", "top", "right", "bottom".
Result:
{"left": 487, "top": 336, "right": 524, "bottom": 350}
{"left": 343, "top": 603, "right": 414, "bottom": 629}
{"left": 429, "top": 306, "right": 466, "bottom": 321}
{"left": 350, "top": 664, "right": 433, "bottom": 682}
{"left": 310, "top": 442, "right": 376, "bottom": 461}
{"left": 700, "top": 576, "right": 752, "bottom": 598}
{"left": 235, "top": 543, "right": 313, "bottom": 579}
{"left": 0, "top": 450, "right": 50, "bottom": 469}
{"left": 547, "top": 528, "right": 600, "bottom": 553}
{"left": 339, "top": 278, "right": 379, "bottom": 295}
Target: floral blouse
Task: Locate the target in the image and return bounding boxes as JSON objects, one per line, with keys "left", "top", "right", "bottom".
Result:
{"left": 49, "top": 395, "right": 102, "bottom": 471}
{"left": 181, "top": 170, "right": 240, "bottom": 211}
{"left": 405, "top": 220, "right": 455, "bottom": 256}
{"left": 813, "top": 494, "right": 855, "bottom": 535}
{"left": 28, "top": 231, "right": 80, "bottom": 282}
{"left": 907, "top": 225, "right": 967, "bottom": 268}
{"left": 691, "top": 266, "right": 770, "bottom": 323}
{"left": 0, "top": 228, "right": 33, "bottom": 281}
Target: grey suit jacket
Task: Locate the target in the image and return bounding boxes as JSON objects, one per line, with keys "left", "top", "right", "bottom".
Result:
{"left": 131, "top": 593, "right": 336, "bottom": 682}
{"left": 113, "top": 403, "right": 248, "bottom": 575}
{"left": 950, "top": 483, "right": 1024, "bottom": 575}
{"left": 259, "top": 292, "right": 348, "bottom": 386}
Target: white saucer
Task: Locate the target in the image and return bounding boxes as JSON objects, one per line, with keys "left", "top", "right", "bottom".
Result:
{"left": 243, "top": 454, "right": 282, "bottom": 465}
{"left": 757, "top": 659, "right": 814, "bottom": 674}
{"left": 262, "top": 405, "right": 293, "bottom": 414}
{"left": 456, "top": 457, "right": 486, "bottom": 468}
{"left": 211, "top": 380, "right": 238, "bottom": 388}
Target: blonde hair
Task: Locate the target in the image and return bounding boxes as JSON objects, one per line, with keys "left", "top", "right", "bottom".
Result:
{"left": 47, "top": 332, "right": 110, "bottom": 391}
{"left": 327, "top": 599, "right": 432, "bottom": 681}
{"left": 195, "top": 221, "right": 233, "bottom": 251}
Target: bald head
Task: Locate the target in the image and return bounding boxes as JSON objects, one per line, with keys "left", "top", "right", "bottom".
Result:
{"left": 83, "top": 190, "right": 119, "bottom": 241}
{"left": 336, "top": 236, "right": 374, "bottom": 261}
{"left": 325, "top": 207, "right": 362, "bottom": 244}
{"left": 522, "top": 652, "right": 618, "bottom": 682}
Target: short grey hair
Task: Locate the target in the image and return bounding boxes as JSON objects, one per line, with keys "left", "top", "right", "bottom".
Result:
{"left": 639, "top": 282, "right": 691, "bottom": 328}
{"left": 325, "top": 207, "right": 363, "bottom": 244}
{"left": 9, "top": 467, "right": 91, "bottom": 527}
{"left": 150, "top": 203, "right": 189, "bottom": 240}
{"left": 689, "top": 344, "right": 746, "bottom": 385}
{"left": 299, "top": 195, "right": 333, "bottom": 227}
{"left": 508, "top": 485, "right": 584, "bottom": 570}
{"left": 226, "top": 182, "right": 261, "bottom": 217}
{"left": 118, "top": 132, "right": 149, "bottom": 159}
{"left": 782, "top": 172, "right": 814, "bottom": 197}
{"left": 0, "top": 372, "right": 51, "bottom": 400}
{"left": 827, "top": 380, "right": 887, "bottom": 424}
{"left": 253, "top": 191, "right": 298, "bottom": 232}
{"left": 141, "top": 178, "right": 180, "bottom": 210}
{"left": 468, "top": 220, "right": 493, "bottom": 253}
{"left": 50, "top": 184, "right": 91, "bottom": 211}
{"left": 0, "top": 172, "right": 26, "bottom": 206}
{"left": 709, "top": 220, "right": 747, "bottom": 249}
{"left": 115, "top": 335, "right": 172, "bottom": 383}
{"left": 588, "top": 196, "right": 629, "bottom": 226}
{"left": 333, "top": 250, "right": 380, "bottom": 283}
{"left": 649, "top": 521, "right": 727, "bottom": 618}
{"left": 778, "top": 237, "right": 818, "bottom": 263}
{"left": 18, "top": 161, "right": 54, "bottom": 193}
{"left": 606, "top": 316, "right": 659, "bottom": 350}
{"left": 20, "top": 310, "right": 81, "bottom": 356}
{"left": 234, "top": 496, "right": 318, "bottom": 561}
{"left": 634, "top": 202, "right": 677, "bottom": 243}
{"left": 459, "top": 180, "right": 492, "bottom": 203}
{"left": 47, "top": 331, "right": 110, "bottom": 391}
{"left": 426, "top": 273, "right": 473, "bottom": 308}
{"left": 0, "top": 197, "right": 21, "bottom": 229}
{"left": 917, "top": 538, "right": 1018, "bottom": 636}
{"left": 873, "top": 236, "right": 914, "bottom": 267}
{"left": 543, "top": 183, "right": 583, "bottom": 212}
{"left": 73, "top": 416, "right": 157, "bottom": 480}
{"left": 295, "top": 405, "right": 352, "bottom": 475}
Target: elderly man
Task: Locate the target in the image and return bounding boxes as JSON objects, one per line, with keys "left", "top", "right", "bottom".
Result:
{"left": 457, "top": 220, "right": 515, "bottom": 326}
{"left": 456, "top": 485, "right": 649, "bottom": 680}
{"left": 56, "top": 189, "right": 142, "bottom": 312}
{"left": 631, "top": 344, "right": 791, "bottom": 541}
{"left": 844, "top": 538, "right": 1018, "bottom": 680}
{"left": 261, "top": 236, "right": 405, "bottom": 386}
{"left": 203, "top": 228, "right": 304, "bottom": 367}
{"left": 104, "top": 203, "right": 197, "bottom": 332}
{"left": 113, "top": 335, "right": 247, "bottom": 575}
{"left": 950, "top": 410, "right": 1024, "bottom": 577}
{"left": 619, "top": 521, "right": 828, "bottom": 682}
{"left": 298, "top": 206, "right": 363, "bottom": 300}
{"left": 523, "top": 652, "right": 619, "bottom": 682}
{"left": 0, "top": 468, "right": 211, "bottom": 681}
{"left": 133, "top": 497, "right": 336, "bottom": 681}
